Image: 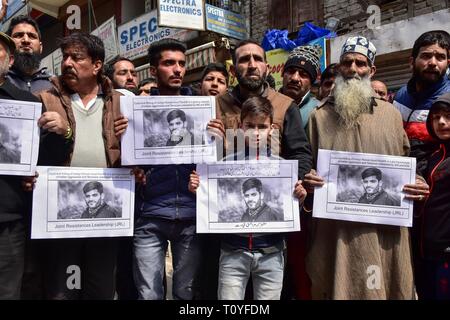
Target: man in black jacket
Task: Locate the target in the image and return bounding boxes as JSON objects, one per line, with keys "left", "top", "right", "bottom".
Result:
{"left": 6, "top": 15, "right": 52, "bottom": 93}
{"left": 0, "top": 31, "right": 40, "bottom": 300}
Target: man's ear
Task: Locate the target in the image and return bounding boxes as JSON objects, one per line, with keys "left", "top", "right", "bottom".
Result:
{"left": 100, "top": 193, "right": 105, "bottom": 201}
{"left": 93, "top": 60, "right": 103, "bottom": 75}
{"left": 8, "top": 53, "right": 14, "bottom": 68}
{"left": 369, "top": 65, "right": 376, "bottom": 79}
{"left": 409, "top": 56, "right": 414, "bottom": 72}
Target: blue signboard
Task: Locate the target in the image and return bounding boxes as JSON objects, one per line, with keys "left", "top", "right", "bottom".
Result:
{"left": 205, "top": 4, "right": 246, "bottom": 40}
{"left": 3, "top": 0, "right": 26, "bottom": 21}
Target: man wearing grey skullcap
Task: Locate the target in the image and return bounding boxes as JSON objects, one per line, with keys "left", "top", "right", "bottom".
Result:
{"left": 280, "top": 45, "right": 321, "bottom": 129}
{"left": 302, "top": 35, "right": 429, "bottom": 299}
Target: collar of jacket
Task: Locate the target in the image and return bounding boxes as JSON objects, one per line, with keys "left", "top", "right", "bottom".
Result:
{"left": 407, "top": 75, "right": 449, "bottom": 99}
{"left": 0, "top": 78, "right": 34, "bottom": 99}
{"left": 149, "top": 86, "right": 193, "bottom": 96}
{"left": 50, "top": 75, "right": 114, "bottom": 107}
{"left": 8, "top": 65, "right": 52, "bottom": 80}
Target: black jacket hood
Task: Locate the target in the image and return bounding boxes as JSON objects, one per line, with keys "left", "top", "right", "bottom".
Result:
{"left": 426, "top": 92, "right": 450, "bottom": 143}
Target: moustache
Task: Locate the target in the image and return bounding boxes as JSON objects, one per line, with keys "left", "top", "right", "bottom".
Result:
{"left": 63, "top": 69, "right": 77, "bottom": 77}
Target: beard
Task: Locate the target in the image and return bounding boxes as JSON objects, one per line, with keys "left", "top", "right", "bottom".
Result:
{"left": 0, "top": 55, "right": 10, "bottom": 79}
{"left": 333, "top": 74, "right": 374, "bottom": 128}
{"left": 236, "top": 69, "right": 266, "bottom": 91}
{"left": 13, "top": 51, "right": 41, "bottom": 75}
{"left": 413, "top": 64, "right": 446, "bottom": 86}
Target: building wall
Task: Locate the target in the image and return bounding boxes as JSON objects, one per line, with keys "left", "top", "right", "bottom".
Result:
{"left": 247, "top": 0, "right": 269, "bottom": 42}
{"left": 324, "top": 0, "right": 449, "bottom": 35}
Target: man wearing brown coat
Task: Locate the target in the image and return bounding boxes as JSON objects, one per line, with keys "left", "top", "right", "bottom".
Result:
{"left": 37, "top": 32, "right": 122, "bottom": 299}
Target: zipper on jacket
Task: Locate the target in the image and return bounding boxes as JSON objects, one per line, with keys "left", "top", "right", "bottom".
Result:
{"left": 420, "top": 143, "right": 446, "bottom": 258}
{"left": 175, "top": 166, "right": 179, "bottom": 219}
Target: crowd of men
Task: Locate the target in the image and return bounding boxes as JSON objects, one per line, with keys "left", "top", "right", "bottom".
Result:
{"left": 0, "top": 13, "right": 449, "bottom": 300}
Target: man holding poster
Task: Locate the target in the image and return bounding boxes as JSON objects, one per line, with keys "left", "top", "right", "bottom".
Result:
{"left": 36, "top": 32, "right": 123, "bottom": 300}
{"left": 0, "top": 31, "right": 40, "bottom": 300}
{"left": 303, "top": 36, "right": 430, "bottom": 300}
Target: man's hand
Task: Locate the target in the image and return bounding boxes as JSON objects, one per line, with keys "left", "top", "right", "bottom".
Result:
{"left": 114, "top": 115, "right": 128, "bottom": 138}
{"left": 403, "top": 176, "right": 430, "bottom": 202}
{"left": 38, "top": 111, "right": 69, "bottom": 135}
{"left": 302, "top": 169, "right": 325, "bottom": 194}
{"left": 131, "top": 167, "right": 146, "bottom": 185}
{"left": 22, "top": 171, "right": 39, "bottom": 192}
{"left": 293, "top": 180, "right": 307, "bottom": 204}
{"left": 207, "top": 119, "right": 225, "bottom": 141}
{"left": 188, "top": 170, "right": 200, "bottom": 194}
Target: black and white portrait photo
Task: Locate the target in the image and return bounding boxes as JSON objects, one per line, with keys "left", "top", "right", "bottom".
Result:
{"left": 218, "top": 177, "right": 285, "bottom": 223}
{"left": 143, "top": 108, "right": 205, "bottom": 148}
{"left": 57, "top": 180, "right": 122, "bottom": 220}
{"left": 0, "top": 119, "right": 21, "bottom": 164}
{"left": 336, "top": 165, "right": 402, "bottom": 207}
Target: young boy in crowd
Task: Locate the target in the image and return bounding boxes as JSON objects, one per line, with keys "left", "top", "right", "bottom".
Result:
{"left": 189, "top": 96, "right": 307, "bottom": 300}
{"left": 415, "top": 92, "right": 450, "bottom": 299}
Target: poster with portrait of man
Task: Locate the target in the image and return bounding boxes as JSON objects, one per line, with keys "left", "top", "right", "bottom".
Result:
{"left": 313, "top": 149, "right": 416, "bottom": 227}
{"left": 31, "top": 167, "right": 135, "bottom": 239}
{"left": 196, "top": 160, "right": 300, "bottom": 233}
{"left": 120, "top": 95, "right": 217, "bottom": 165}
{"left": 0, "top": 99, "right": 41, "bottom": 176}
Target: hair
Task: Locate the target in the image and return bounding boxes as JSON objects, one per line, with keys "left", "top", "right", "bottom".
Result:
{"left": 411, "top": 30, "right": 450, "bottom": 60}
{"left": 139, "top": 76, "right": 157, "bottom": 88}
{"left": 242, "top": 178, "right": 263, "bottom": 194}
{"left": 105, "top": 56, "right": 133, "bottom": 79}
{"left": 6, "top": 15, "right": 41, "bottom": 40}
{"left": 147, "top": 38, "right": 186, "bottom": 67}
{"left": 83, "top": 181, "right": 104, "bottom": 194}
{"left": 201, "top": 62, "right": 228, "bottom": 82}
{"left": 361, "top": 167, "right": 382, "bottom": 181}
{"left": 167, "top": 109, "right": 186, "bottom": 123}
{"left": 320, "top": 63, "right": 339, "bottom": 85}
{"left": 241, "top": 96, "right": 274, "bottom": 123}
{"left": 232, "top": 39, "right": 266, "bottom": 65}
{"left": 60, "top": 32, "right": 105, "bottom": 63}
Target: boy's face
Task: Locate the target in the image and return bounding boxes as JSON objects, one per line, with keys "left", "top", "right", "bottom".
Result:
{"left": 241, "top": 115, "right": 272, "bottom": 148}
{"left": 431, "top": 108, "right": 450, "bottom": 140}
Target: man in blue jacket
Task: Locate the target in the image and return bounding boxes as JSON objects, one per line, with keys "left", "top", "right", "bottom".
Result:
{"left": 394, "top": 30, "right": 450, "bottom": 172}
{"left": 131, "top": 39, "right": 200, "bottom": 300}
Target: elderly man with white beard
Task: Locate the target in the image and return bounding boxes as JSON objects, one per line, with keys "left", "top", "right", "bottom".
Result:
{"left": 302, "top": 36, "right": 430, "bottom": 299}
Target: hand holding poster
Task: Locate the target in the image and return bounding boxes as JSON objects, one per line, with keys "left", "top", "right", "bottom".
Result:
{"left": 0, "top": 99, "right": 41, "bottom": 176}
{"left": 313, "top": 149, "right": 416, "bottom": 227}
{"left": 120, "top": 95, "right": 217, "bottom": 165}
{"left": 196, "top": 160, "right": 300, "bottom": 233}
{"left": 31, "top": 167, "right": 135, "bottom": 239}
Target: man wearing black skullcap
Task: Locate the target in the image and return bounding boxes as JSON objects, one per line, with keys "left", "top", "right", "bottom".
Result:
{"left": 280, "top": 45, "right": 321, "bottom": 129}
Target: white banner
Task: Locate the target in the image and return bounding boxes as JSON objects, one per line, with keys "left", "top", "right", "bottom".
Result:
{"left": 158, "top": 0, "right": 205, "bottom": 30}
{"left": 120, "top": 95, "right": 217, "bottom": 165}
{"left": 91, "top": 16, "right": 119, "bottom": 63}
{"left": 196, "top": 160, "right": 300, "bottom": 233}
{"left": 313, "top": 149, "right": 416, "bottom": 227}
{"left": 0, "top": 99, "right": 41, "bottom": 176}
{"left": 118, "top": 10, "right": 198, "bottom": 60}
{"left": 31, "top": 167, "right": 135, "bottom": 239}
